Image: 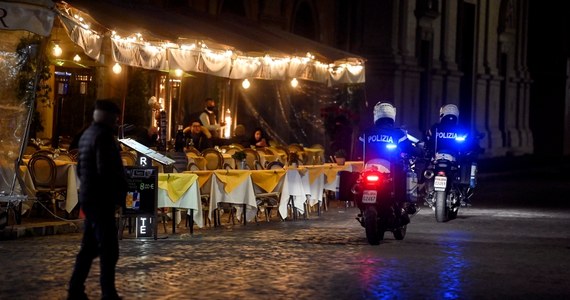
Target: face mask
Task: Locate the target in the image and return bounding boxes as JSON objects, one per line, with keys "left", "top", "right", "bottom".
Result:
{"left": 207, "top": 106, "right": 216, "bottom": 111}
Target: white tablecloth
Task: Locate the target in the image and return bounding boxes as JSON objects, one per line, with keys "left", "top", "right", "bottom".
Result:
{"left": 278, "top": 169, "right": 309, "bottom": 219}
{"left": 209, "top": 172, "right": 258, "bottom": 222}
{"left": 157, "top": 178, "right": 203, "bottom": 228}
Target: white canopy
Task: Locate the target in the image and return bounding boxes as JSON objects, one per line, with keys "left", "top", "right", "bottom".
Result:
{"left": 55, "top": 1, "right": 365, "bottom": 85}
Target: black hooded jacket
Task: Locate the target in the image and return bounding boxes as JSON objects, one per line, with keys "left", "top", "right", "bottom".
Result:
{"left": 77, "top": 122, "right": 127, "bottom": 219}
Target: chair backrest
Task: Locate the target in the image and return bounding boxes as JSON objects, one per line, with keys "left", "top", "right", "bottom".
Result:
{"left": 230, "top": 143, "right": 245, "bottom": 150}
{"left": 266, "top": 161, "right": 285, "bottom": 169}
{"left": 31, "top": 149, "right": 55, "bottom": 158}
{"left": 120, "top": 151, "right": 137, "bottom": 166}
{"left": 243, "top": 148, "right": 260, "bottom": 170}
{"left": 224, "top": 147, "right": 239, "bottom": 156}
{"left": 288, "top": 143, "right": 304, "bottom": 153}
{"left": 254, "top": 160, "right": 264, "bottom": 170}
{"left": 274, "top": 146, "right": 290, "bottom": 162}
{"left": 27, "top": 155, "right": 57, "bottom": 189}
{"left": 187, "top": 162, "right": 202, "bottom": 171}
{"left": 185, "top": 146, "right": 201, "bottom": 156}
{"left": 201, "top": 148, "right": 224, "bottom": 170}
{"left": 256, "top": 147, "right": 274, "bottom": 155}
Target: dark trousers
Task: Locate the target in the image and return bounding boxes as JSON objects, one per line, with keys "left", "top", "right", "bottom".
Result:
{"left": 68, "top": 216, "right": 119, "bottom": 299}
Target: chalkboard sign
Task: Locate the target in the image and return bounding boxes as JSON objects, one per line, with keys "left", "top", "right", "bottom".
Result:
{"left": 122, "top": 166, "right": 158, "bottom": 216}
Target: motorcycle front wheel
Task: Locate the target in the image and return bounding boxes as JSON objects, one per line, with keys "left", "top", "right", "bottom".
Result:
{"left": 435, "top": 191, "right": 449, "bottom": 222}
{"left": 364, "top": 206, "right": 382, "bottom": 245}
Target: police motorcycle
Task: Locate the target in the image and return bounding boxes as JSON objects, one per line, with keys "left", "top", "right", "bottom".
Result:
{"left": 352, "top": 136, "right": 420, "bottom": 245}
{"left": 422, "top": 131, "right": 479, "bottom": 222}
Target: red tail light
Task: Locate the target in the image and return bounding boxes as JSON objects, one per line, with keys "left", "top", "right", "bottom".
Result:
{"left": 437, "top": 171, "right": 446, "bottom": 176}
{"left": 365, "top": 174, "right": 380, "bottom": 182}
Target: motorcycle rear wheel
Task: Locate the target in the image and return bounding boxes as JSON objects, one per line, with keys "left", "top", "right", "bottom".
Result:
{"left": 364, "top": 207, "right": 381, "bottom": 245}
{"left": 393, "top": 224, "right": 407, "bottom": 240}
{"left": 435, "top": 191, "right": 449, "bottom": 222}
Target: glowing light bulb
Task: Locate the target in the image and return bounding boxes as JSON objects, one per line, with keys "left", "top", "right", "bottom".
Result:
{"left": 174, "top": 69, "right": 183, "bottom": 77}
{"left": 224, "top": 109, "right": 232, "bottom": 139}
{"left": 112, "top": 63, "right": 122, "bottom": 74}
{"left": 290, "top": 78, "right": 298, "bottom": 88}
{"left": 52, "top": 44, "right": 62, "bottom": 57}
{"left": 242, "top": 79, "right": 250, "bottom": 89}
{"left": 73, "top": 54, "right": 81, "bottom": 62}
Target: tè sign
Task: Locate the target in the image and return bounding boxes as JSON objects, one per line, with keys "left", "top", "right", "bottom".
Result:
{"left": 136, "top": 216, "right": 154, "bottom": 238}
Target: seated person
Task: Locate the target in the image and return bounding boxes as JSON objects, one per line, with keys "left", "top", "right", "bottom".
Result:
{"left": 249, "top": 127, "right": 269, "bottom": 148}
{"left": 230, "top": 124, "right": 251, "bottom": 148}
{"left": 183, "top": 121, "right": 212, "bottom": 152}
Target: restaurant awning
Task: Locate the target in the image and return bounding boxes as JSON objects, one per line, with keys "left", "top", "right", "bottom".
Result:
{"left": 55, "top": 0, "right": 365, "bottom": 85}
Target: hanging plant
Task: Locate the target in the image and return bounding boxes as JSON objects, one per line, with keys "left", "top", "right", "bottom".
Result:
{"left": 16, "top": 34, "right": 52, "bottom": 107}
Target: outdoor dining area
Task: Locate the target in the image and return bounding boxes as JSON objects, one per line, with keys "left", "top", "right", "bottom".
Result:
{"left": 118, "top": 141, "right": 363, "bottom": 235}
{"left": 0, "top": 1, "right": 366, "bottom": 233}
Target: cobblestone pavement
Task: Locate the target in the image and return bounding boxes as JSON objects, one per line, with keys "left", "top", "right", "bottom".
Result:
{"left": 1, "top": 162, "right": 569, "bottom": 300}
{"left": 1, "top": 201, "right": 570, "bottom": 300}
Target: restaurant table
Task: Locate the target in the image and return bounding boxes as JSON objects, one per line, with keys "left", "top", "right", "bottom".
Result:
{"left": 157, "top": 173, "right": 203, "bottom": 233}
{"left": 278, "top": 167, "right": 311, "bottom": 219}
{"left": 321, "top": 161, "right": 364, "bottom": 192}
{"left": 21, "top": 158, "right": 80, "bottom": 213}
{"left": 185, "top": 170, "right": 258, "bottom": 224}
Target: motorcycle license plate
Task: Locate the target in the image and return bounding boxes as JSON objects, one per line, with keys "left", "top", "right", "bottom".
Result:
{"left": 362, "top": 190, "right": 377, "bottom": 203}
{"left": 434, "top": 176, "right": 447, "bottom": 191}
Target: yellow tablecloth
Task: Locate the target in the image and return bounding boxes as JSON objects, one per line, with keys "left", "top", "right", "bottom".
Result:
{"left": 249, "top": 169, "right": 286, "bottom": 193}
{"left": 158, "top": 173, "right": 198, "bottom": 202}
{"left": 157, "top": 172, "right": 203, "bottom": 228}
{"left": 213, "top": 169, "right": 251, "bottom": 194}
{"left": 185, "top": 170, "right": 214, "bottom": 188}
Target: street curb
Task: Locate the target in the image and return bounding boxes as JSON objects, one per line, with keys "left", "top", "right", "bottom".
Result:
{"left": 0, "top": 219, "right": 83, "bottom": 241}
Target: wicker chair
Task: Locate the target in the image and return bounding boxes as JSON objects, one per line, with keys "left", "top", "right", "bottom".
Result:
{"left": 242, "top": 148, "right": 260, "bottom": 170}
{"left": 201, "top": 148, "right": 224, "bottom": 170}
{"left": 27, "top": 155, "right": 67, "bottom": 215}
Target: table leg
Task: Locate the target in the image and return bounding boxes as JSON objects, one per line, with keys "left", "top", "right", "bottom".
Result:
{"left": 172, "top": 208, "right": 176, "bottom": 234}
{"left": 188, "top": 209, "right": 194, "bottom": 235}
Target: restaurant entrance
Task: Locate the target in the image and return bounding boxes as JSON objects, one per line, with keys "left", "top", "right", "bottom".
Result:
{"left": 52, "top": 67, "right": 95, "bottom": 148}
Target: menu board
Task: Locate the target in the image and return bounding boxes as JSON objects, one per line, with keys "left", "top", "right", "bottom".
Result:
{"left": 122, "top": 166, "right": 157, "bottom": 216}
{"left": 118, "top": 138, "right": 175, "bottom": 166}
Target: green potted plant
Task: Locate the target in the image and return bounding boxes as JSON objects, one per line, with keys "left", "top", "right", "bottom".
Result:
{"left": 231, "top": 151, "right": 247, "bottom": 169}
{"left": 334, "top": 149, "right": 347, "bottom": 165}
{"left": 288, "top": 152, "right": 300, "bottom": 168}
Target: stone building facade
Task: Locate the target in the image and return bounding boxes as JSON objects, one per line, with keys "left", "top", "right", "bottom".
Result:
{"left": 170, "top": 0, "right": 535, "bottom": 157}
